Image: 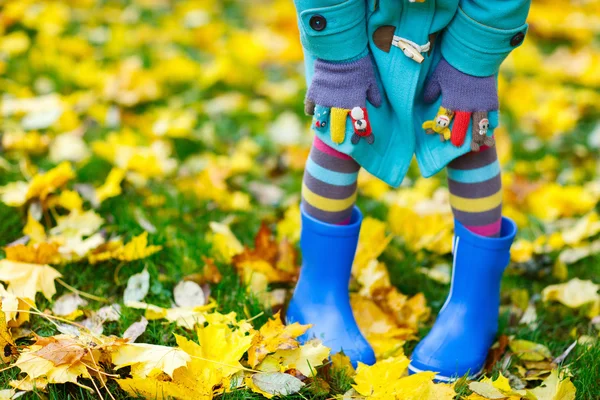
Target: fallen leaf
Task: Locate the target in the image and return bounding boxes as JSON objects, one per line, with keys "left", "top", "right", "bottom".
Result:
{"left": 509, "top": 339, "right": 553, "bottom": 361}
{"left": 50, "top": 210, "right": 104, "bottom": 239}
{"left": 52, "top": 293, "right": 88, "bottom": 317}
{"left": 0, "top": 260, "right": 62, "bottom": 301}
{"left": 95, "top": 168, "right": 125, "bottom": 203}
{"left": 247, "top": 312, "right": 309, "bottom": 368}
{"left": 123, "top": 268, "right": 150, "bottom": 304}
{"left": 173, "top": 280, "right": 205, "bottom": 307}
{"left": 258, "top": 339, "right": 330, "bottom": 377}
{"left": 112, "top": 343, "right": 191, "bottom": 378}
{"left": 207, "top": 221, "right": 244, "bottom": 262}
{"left": 527, "top": 369, "right": 576, "bottom": 400}
{"left": 0, "top": 181, "right": 29, "bottom": 207}
{"left": 25, "top": 162, "right": 75, "bottom": 203}
{"left": 249, "top": 372, "right": 304, "bottom": 398}
{"left": 417, "top": 263, "right": 451, "bottom": 285}
{"left": 116, "top": 232, "right": 162, "bottom": 262}
{"left": 232, "top": 222, "right": 298, "bottom": 285}
{"left": 3, "top": 243, "right": 60, "bottom": 265}
{"left": 0, "top": 286, "right": 31, "bottom": 328}
{"left": 13, "top": 333, "right": 121, "bottom": 392}
{"left": 331, "top": 352, "right": 355, "bottom": 375}
{"left": 120, "top": 312, "right": 256, "bottom": 399}
{"left": 123, "top": 317, "right": 148, "bottom": 343}
{"left": 126, "top": 300, "right": 216, "bottom": 329}
{"left": 469, "top": 373, "right": 525, "bottom": 399}
{"left": 354, "top": 217, "right": 393, "bottom": 271}
{"left": 0, "top": 301, "right": 17, "bottom": 363}
{"left": 353, "top": 355, "right": 407, "bottom": 397}
{"left": 542, "top": 278, "right": 600, "bottom": 309}
{"left": 34, "top": 336, "right": 87, "bottom": 366}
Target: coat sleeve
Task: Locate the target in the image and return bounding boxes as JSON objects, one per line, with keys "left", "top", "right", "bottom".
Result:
{"left": 293, "top": 0, "right": 368, "bottom": 62}
{"left": 439, "top": 0, "right": 532, "bottom": 77}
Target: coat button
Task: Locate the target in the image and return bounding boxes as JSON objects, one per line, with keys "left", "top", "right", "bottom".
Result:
{"left": 510, "top": 32, "right": 525, "bottom": 47}
{"left": 309, "top": 15, "right": 327, "bottom": 31}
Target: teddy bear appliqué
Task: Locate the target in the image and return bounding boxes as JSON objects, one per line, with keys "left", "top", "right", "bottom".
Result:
{"left": 350, "top": 107, "right": 375, "bottom": 145}
{"left": 470, "top": 111, "right": 496, "bottom": 152}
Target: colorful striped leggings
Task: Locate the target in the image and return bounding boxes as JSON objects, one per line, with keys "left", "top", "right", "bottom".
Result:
{"left": 302, "top": 137, "right": 502, "bottom": 237}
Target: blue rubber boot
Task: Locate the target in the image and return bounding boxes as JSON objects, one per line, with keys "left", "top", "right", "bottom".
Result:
{"left": 409, "top": 217, "right": 517, "bottom": 381}
{"left": 286, "top": 205, "right": 376, "bottom": 367}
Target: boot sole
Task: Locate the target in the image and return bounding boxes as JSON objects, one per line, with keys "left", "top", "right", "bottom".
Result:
{"left": 407, "top": 363, "right": 483, "bottom": 382}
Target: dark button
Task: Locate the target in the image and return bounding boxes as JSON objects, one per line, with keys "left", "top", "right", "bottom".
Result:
{"left": 309, "top": 15, "right": 327, "bottom": 31}
{"left": 510, "top": 32, "right": 525, "bottom": 47}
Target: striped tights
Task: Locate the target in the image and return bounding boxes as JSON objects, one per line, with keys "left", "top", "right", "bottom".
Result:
{"left": 301, "top": 137, "right": 359, "bottom": 224}
{"left": 301, "top": 138, "right": 502, "bottom": 237}
{"left": 447, "top": 147, "right": 502, "bottom": 237}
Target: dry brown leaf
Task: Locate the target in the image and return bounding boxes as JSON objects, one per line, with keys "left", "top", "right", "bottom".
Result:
{"left": 33, "top": 336, "right": 87, "bottom": 366}
{"left": 232, "top": 223, "right": 298, "bottom": 284}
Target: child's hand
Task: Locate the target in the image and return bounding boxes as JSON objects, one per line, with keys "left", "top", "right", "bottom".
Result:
{"left": 304, "top": 55, "right": 382, "bottom": 116}
{"left": 424, "top": 58, "right": 498, "bottom": 148}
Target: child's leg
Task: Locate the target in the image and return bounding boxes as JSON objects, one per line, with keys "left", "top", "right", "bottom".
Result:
{"left": 290, "top": 137, "right": 374, "bottom": 366}
{"left": 410, "top": 146, "right": 516, "bottom": 379}
{"left": 301, "top": 137, "right": 360, "bottom": 225}
{"left": 447, "top": 147, "right": 502, "bottom": 237}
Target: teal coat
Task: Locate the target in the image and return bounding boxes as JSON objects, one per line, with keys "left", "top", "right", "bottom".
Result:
{"left": 296, "top": 0, "right": 531, "bottom": 187}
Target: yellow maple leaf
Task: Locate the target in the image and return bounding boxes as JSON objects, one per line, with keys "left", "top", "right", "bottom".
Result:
{"left": 0, "top": 284, "right": 31, "bottom": 328}
{"left": 50, "top": 210, "right": 104, "bottom": 239}
{"left": 23, "top": 211, "right": 47, "bottom": 243}
{"left": 112, "top": 343, "right": 191, "bottom": 378}
{"left": 88, "top": 232, "right": 161, "bottom": 263}
{"left": 355, "top": 260, "right": 392, "bottom": 297}
{"left": 126, "top": 300, "right": 217, "bottom": 329}
{"left": 0, "top": 181, "right": 29, "bottom": 207}
{"left": 4, "top": 242, "right": 60, "bottom": 265}
{"left": 0, "top": 300, "right": 16, "bottom": 364}
{"left": 119, "top": 312, "right": 256, "bottom": 399}
{"left": 527, "top": 369, "right": 576, "bottom": 400}
{"left": 232, "top": 223, "right": 298, "bottom": 286}
{"left": 353, "top": 355, "right": 454, "bottom": 399}
{"left": 542, "top": 278, "right": 600, "bottom": 309}
{"left": 0, "top": 260, "right": 61, "bottom": 301}
{"left": 509, "top": 339, "right": 553, "bottom": 362}
{"left": 247, "top": 311, "right": 310, "bottom": 368}
{"left": 350, "top": 291, "right": 428, "bottom": 359}
{"left": 354, "top": 217, "right": 393, "bottom": 271}
{"left": 353, "top": 355, "right": 410, "bottom": 397}
{"left": 190, "top": 313, "right": 255, "bottom": 377}
{"left": 115, "top": 232, "right": 162, "bottom": 261}
{"left": 276, "top": 203, "right": 300, "bottom": 244}
{"left": 25, "top": 161, "right": 75, "bottom": 203}
{"left": 116, "top": 372, "right": 202, "bottom": 400}
{"left": 258, "top": 339, "right": 330, "bottom": 377}
{"left": 14, "top": 335, "right": 104, "bottom": 392}
{"left": 95, "top": 167, "right": 125, "bottom": 203}
{"left": 511, "top": 239, "right": 535, "bottom": 263}
{"left": 207, "top": 222, "right": 244, "bottom": 262}
{"left": 469, "top": 372, "right": 525, "bottom": 399}
{"left": 55, "top": 189, "right": 83, "bottom": 211}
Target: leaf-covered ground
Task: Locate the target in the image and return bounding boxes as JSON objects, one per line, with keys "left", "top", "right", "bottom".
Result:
{"left": 0, "top": 0, "right": 599, "bottom": 399}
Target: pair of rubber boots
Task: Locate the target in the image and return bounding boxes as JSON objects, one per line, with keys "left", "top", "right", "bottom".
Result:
{"left": 287, "top": 205, "right": 517, "bottom": 381}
